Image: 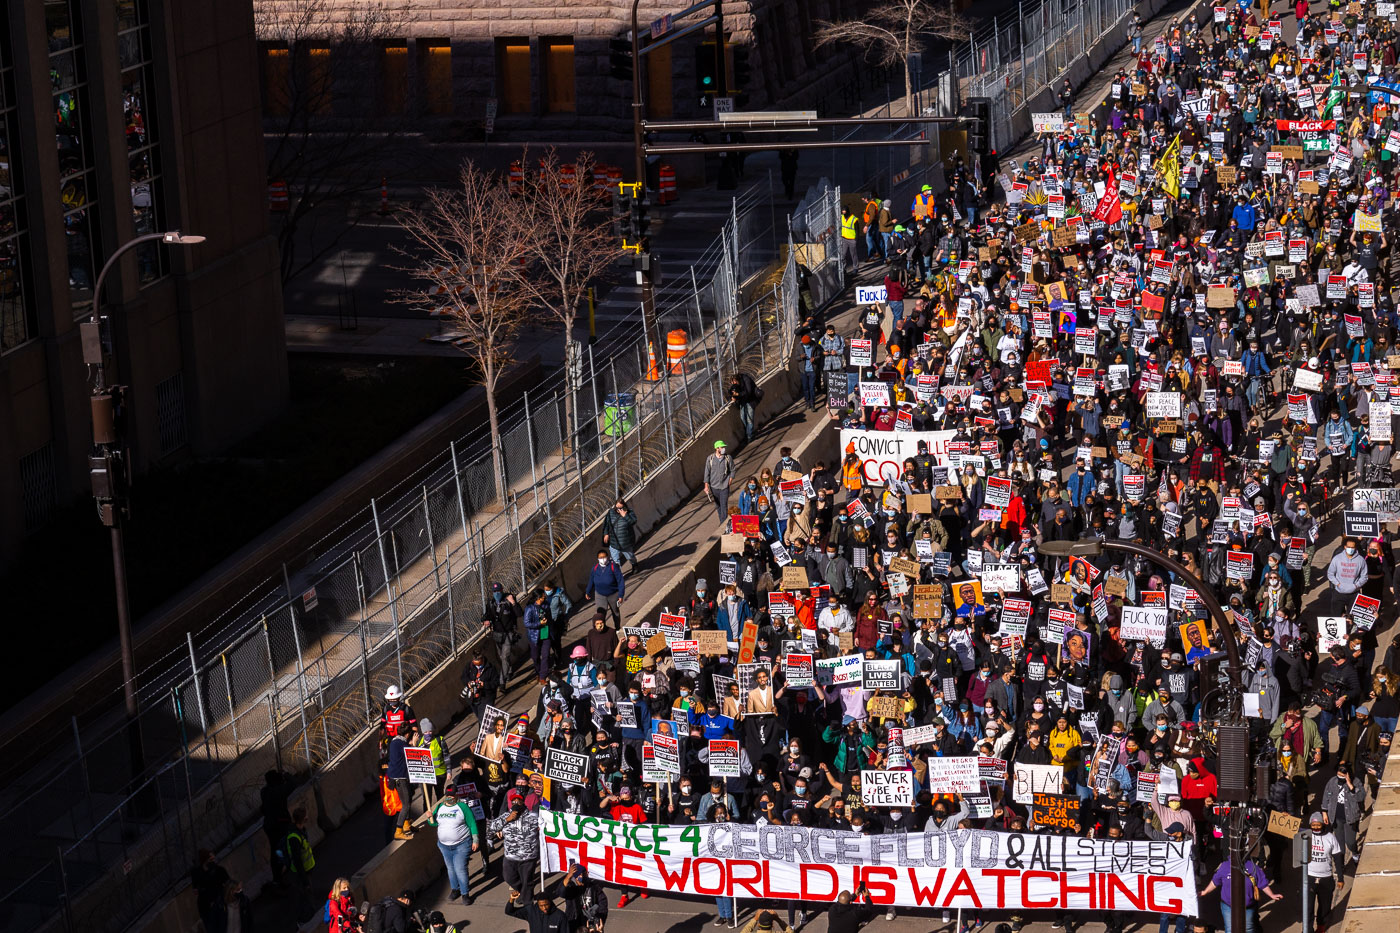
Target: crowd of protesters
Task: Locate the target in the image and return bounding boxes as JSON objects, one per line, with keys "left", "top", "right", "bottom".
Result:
{"left": 229, "top": 5, "right": 1400, "bottom": 933}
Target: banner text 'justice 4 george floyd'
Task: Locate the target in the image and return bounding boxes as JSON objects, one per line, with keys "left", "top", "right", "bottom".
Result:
{"left": 539, "top": 813, "right": 1198, "bottom": 914}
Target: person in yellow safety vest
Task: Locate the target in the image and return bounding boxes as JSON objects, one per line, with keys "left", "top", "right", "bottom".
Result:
{"left": 911, "top": 184, "right": 935, "bottom": 222}
{"left": 415, "top": 717, "right": 450, "bottom": 808}
{"left": 278, "top": 806, "right": 316, "bottom": 915}
{"left": 839, "top": 206, "right": 860, "bottom": 274}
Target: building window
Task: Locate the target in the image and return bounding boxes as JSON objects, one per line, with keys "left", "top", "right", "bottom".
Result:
{"left": 261, "top": 42, "right": 290, "bottom": 116}
{"left": 542, "top": 38, "right": 575, "bottom": 113}
{"left": 0, "top": 10, "right": 34, "bottom": 353}
{"left": 117, "top": 0, "right": 166, "bottom": 284}
{"left": 156, "top": 371, "right": 187, "bottom": 455}
{"left": 379, "top": 41, "right": 407, "bottom": 115}
{"left": 19, "top": 443, "right": 56, "bottom": 532}
{"left": 49, "top": 0, "right": 99, "bottom": 315}
{"left": 646, "top": 42, "right": 673, "bottom": 119}
{"left": 304, "top": 43, "right": 332, "bottom": 115}
{"left": 497, "top": 38, "right": 530, "bottom": 114}
{"left": 421, "top": 40, "right": 452, "bottom": 115}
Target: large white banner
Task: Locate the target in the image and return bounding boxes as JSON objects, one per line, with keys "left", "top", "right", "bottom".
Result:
{"left": 841, "top": 429, "right": 960, "bottom": 484}
{"left": 540, "top": 812, "right": 1197, "bottom": 914}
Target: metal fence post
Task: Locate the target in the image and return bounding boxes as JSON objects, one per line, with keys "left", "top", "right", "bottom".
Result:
{"left": 444, "top": 548, "right": 457, "bottom": 653}
{"left": 219, "top": 653, "right": 238, "bottom": 747}
{"left": 422, "top": 485, "right": 441, "bottom": 590}
{"left": 449, "top": 440, "right": 472, "bottom": 563}
{"left": 524, "top": 390, "right": 544, "bottom": 518}
{"left": 264, "top": 615, "right": 312, "bottom": 769}
{"left": 371, "top": 497, "right": 405, "bottom": 689}
{"left": 513, "top": 500, "right": 527, "bottom": 587}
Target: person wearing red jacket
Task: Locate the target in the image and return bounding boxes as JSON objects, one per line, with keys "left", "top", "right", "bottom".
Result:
{"left": 606, "top": 785, "right": 649, "bottom": 907}
{"left": 1181, "top": 756, "right": 1218, "bottom": 820}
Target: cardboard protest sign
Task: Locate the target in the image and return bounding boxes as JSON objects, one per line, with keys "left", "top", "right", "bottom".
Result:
{"left": 1032, "top": 793, "right": 1081, "bottom": 830}
{"left": 696, "top": 629, "right": 729, "bottom": 655}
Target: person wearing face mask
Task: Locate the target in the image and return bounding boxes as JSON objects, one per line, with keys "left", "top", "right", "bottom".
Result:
{"left": 1282, "top": 492, "right": 1317, "bottom": 590}
{"left": 1325, "top": 536, "right": 1368, "bottom": 616}
{"left": 484, "top": 582, "right": 521, "bottom": 680}
{"left": 584, "top": 550, "right": 625, "bottom": 627}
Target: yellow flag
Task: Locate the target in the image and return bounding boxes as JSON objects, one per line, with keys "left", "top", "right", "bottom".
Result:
{"left": 1155, "top": 134, "right": 1181, "bottom": 200}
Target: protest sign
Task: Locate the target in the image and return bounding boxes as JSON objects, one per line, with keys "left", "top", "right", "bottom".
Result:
{"left": 784, "top": 653, "right": 814, "bottom": 687}
{"left": 1032, "top": 793, "right": 1081, "bottom": 830}
{"left": 861, "top": 770, "right": 915, "bottom": 807}
{"left": 404, "top": 747, "right": 437, "bottom": 784}
{"left": 1012, "top": 763, "right": 1063, "bottom": 804}
{"left": 1354, "top": 487, "right": 1400, "bottom": 521}
{"left": 862, "top": 659, "right": 902, "bottom": 691}
{"left": 545, "top": 748, "right": 592, "bottom": 786}
{"left": 924, "top": 757, "right": 982, "bottom": 794}
{"left": 708, "top": 739, "right": 741, "bottom": 777}
{"left": 816, "top": 654, "right": 864, "bottom": 686}
{"left": 1120, "top": 606, "right": 1169, "bottom": 644}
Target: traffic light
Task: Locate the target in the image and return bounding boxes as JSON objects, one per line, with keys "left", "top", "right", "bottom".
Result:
{"left": 609, "top": 37, "right": 633, "bottom": 81}
{"left": 964, "top": 97, "right": 992, "bottom": 155}
{"left": 631, "top": 196, "right": 651, "bottom": 243}
{"left": 696, "top": 41, "right": 717, "bottom": 107}
{"left": 730, "top": 44, "right": 751, "bottom": 93}
{"left": 612, "top": 186, "right": 630, "bottom": 238}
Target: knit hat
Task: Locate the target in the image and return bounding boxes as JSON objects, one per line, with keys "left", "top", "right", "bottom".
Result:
{"left": 757, "top": 912, "right": 776, "bottom": 930}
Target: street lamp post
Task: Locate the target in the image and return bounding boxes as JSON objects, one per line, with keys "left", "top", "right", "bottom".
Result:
{"left": 80, "top": 231, "right": 206, "bottom": 782}
{"left": 1038, "top": 538, "right": 1246, "bottom": 933}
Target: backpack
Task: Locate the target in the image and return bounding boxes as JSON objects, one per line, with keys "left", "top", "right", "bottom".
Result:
{"left": 364, "top": 896, "right": 395, "bottom": 933}
{"left": 323, "top": 900, "right": 333, "bottom": 925}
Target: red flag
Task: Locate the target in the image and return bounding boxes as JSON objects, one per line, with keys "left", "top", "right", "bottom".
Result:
{"left": 1094, "top": 167, "right": 1123, "bottom": 225}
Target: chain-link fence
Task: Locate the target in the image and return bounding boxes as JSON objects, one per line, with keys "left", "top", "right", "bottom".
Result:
{"left": 2, "top": 179, "right": 824, "bottom": 933}
{"left": 827, "top": 0, "right": 1140, "bottom": 205}
{"left": 955, "top": 0, "right": 1140, "bottom": 153}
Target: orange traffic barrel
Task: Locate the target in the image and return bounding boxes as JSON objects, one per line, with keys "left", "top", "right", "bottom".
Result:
{"left": 593, "top": 164, "right": 609, "bottom": 191}
{"left": 658, "top": 164, "right": 677, "bottom": 204}
{"left": 268, "top": 180, "right": 289, "bottom": 212}
{"left": 509, "top": 161, "right": 525, "bottom": 197}
{"left": 666, "top": 328, "right": 688, "bottom": 373}
{"left": 560, "top": 163, "right": 577, "bottom": 191}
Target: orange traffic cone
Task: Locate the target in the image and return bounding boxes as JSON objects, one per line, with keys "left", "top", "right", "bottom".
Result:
{"left": 646, "top": 341, "right": 660, "bottom": 381}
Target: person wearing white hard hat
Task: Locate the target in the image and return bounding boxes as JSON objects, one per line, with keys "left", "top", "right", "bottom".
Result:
{"left": 380, "top": 684, "right": 417, "bottom": 756}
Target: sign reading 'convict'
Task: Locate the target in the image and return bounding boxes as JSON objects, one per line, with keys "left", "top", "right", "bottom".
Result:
{"left": 539, "top": 813, "right": 1198, "bottom": 913}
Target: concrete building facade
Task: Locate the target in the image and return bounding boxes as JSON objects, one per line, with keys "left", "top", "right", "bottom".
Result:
{"left": 253, "top": 0, "right": 875, "bottom": 138}
{"left": 0, "top": 1, "right": 288, "bottom": 566}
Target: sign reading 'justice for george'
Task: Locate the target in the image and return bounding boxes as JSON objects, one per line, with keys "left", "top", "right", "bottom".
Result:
{"left": 539, "top": 813, "right": 1197, "bottom": 914}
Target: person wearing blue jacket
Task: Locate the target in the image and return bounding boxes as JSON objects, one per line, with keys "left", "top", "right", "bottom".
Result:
{"left": 1067, "top": 461, "right": 1095, "bottom": 508}
{"left": 522, "top": 590, "right": 551, "bottom": 684}
{"left": 584, "top": 550, "right": 625, "bottom": 625}
{"left": 1232, "top": 195, "right": 1257, "bottom": 232}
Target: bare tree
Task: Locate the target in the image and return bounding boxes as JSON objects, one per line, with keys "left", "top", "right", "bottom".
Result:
{"left": 254, "top": 0, "right": 417, "bottom": 282}
{"left": 519, "top": 150, "right": 625, "bottom": 447}
{"left": 815, "top": 1, "right": 971, "bottom": 117}
{"left": 394, "top": 163, "right": 536, "bottom": 504}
